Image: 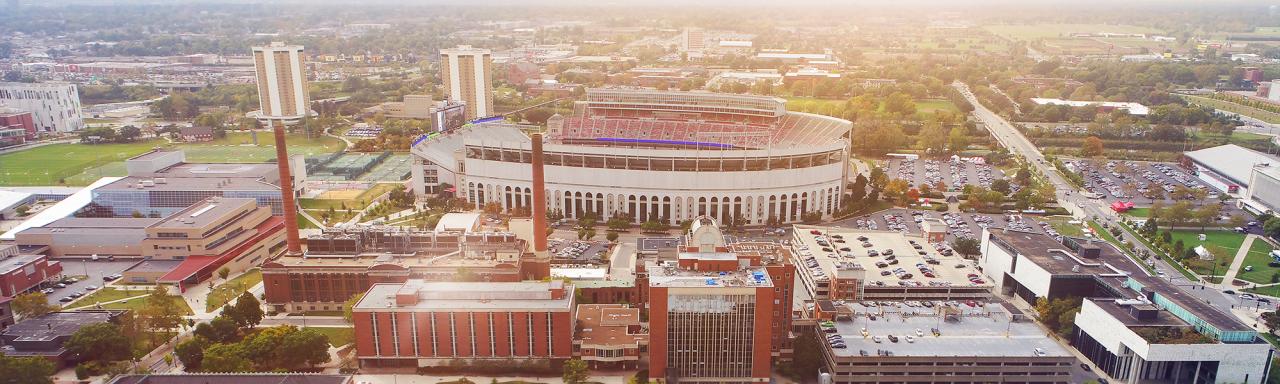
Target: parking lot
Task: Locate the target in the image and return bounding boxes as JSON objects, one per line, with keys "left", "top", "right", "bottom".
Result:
{"left": 1064, "top": 158, "right": 1214, "bottom": 203}
{"left": 887, "top": 157, "right": 1006, "bottom": 190}
{"left": 46, "top": 259, "right": 139, "bottom": 306}
{"left": 548, "top": 238, "right": 611, "bottom": 264}
{"left": 832, "top": 208, "right": 1063, "bottom": 242}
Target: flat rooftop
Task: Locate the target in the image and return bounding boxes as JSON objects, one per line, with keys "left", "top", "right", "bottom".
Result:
{"left": 792, "top": 227, "right": 989, "bottom": 289}
{"left": 576, "top": 304, "right": 646, "bottom": 347}
{"left": 0, "top": 254, "right": 47, "bottom": 275}
{"left": 987, "top": 229, "right": 1133, "bottom": 277}
{"left": 646, "top": 261, "right": 774, "bottom": 288}
{"left": 99, "top": 176, "right": 278, "bottom": 191}
{"left": 3, "top": 311, "right": 122, "bottom": 343}
{"left": 986, "top": 229, "right": 1254, "bottom": 334}
{"left": 355, "top": 280, "right": 573, "bottom": 312}
{"left": 152, "top": 197, "right": 255, "bottom": 228}
{"left": 826, "top": 303, "right": 1072, "bottom": 358}
{"left": 127, "top": 259, "right": 185, "bottom": 274}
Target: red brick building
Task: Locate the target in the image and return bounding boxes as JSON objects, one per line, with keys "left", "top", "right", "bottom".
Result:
{"left": 0, "top": 108, "right": 35, "bottom": 147}
{"left": 574, "top": 304, "right": 646, "bottom": 369}
{"left": 645, "top": 217, "right": 791, "bottom": 383}
{"left": 352, "top": 280, "right": 576, "bottom": 368}
{"left": 0, "top": 254, "right": 62, "bottom": 298}
{"left": 261, "top": 228, "right": 530, "bottom": 313}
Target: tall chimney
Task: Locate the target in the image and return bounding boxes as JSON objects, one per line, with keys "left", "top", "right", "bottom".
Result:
{"left": 273, "top": 120, "right": 302, "bottom": 254}
{"left": 531, "top": 132, "right": 548, "bottom": 253}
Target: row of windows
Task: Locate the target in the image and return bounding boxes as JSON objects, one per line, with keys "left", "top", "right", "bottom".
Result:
{"left": 465, "top": 146, "right": 844, "bottom": 172}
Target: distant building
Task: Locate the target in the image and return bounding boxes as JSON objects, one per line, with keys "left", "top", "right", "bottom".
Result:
{"left": 506, "top": 62, "right": 542, "bottom": 86}
{"left": 252, "top": 42, "right": 310, "bottom": 123}
{"left": 179, "top": 126, "right": 214, "bottom": 142}
{"left": 87, "top": 149, "right": 303, "bottom": 217}
{"left": 0, "top": 310, "right": 126, "bottom": 367}
{"left": 647, "top": 217, "right": 788, "bottom": 383}
{"left": 367, "top": 95, "right": 434, "bottom": 119}
{"left": 0, "top": 107, "right": 35, "bottom": 147}
{"left": 1243, "top": 67, "right": 1265, "bottom": 83}
{"left": 352, "top": 280, "right": 575, "bottom": 368}
{"left": 441, "top": 45, "right": 494, "bottom": 120}
{"left": 0, "top": 82, "right": 84, "bottom": 133}
{"left": 680, "top": 27, "right": 706, "bottom": 54}
{"left": 783, "top": 67, "right": 841, "bottom": 85}
{"left": 1029, "top": 98, "right": 1150, "bottom": 115}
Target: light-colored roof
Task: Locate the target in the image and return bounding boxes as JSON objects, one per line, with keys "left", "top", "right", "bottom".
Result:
{"left": 0, "top": 190, "right": 31, "bottom": 211}
{"left": 1029, "top": 98, "right": 1150, "bottom": 115}
{"left": 434, "top": 212, "right": 481, "bottom": 233}
{"left": 1, "top": 177, "right": 121, "bottom": 240}
{"left": 354, "top": 280, "right": 573, "bottom": 311}
{"left": 1185, "top": 144, "right": 1280, "bottom": 186}
{"left": 827, "top": 303, "right": 1072, "bottom": 358}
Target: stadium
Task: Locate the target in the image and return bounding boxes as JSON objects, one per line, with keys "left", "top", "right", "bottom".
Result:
{"left": 410, "top": 89, "right": 852, "bottom": 226}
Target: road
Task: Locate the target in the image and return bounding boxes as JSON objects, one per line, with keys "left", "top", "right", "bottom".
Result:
{"left": 953, "top": 82, "right": 1235, "bottom": 309}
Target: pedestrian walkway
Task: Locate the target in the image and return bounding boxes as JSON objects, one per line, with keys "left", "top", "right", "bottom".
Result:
{"left": 1220, "top": 234, "right": 1259, "bottom": 288}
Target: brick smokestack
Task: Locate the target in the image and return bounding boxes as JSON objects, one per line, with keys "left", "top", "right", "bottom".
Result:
{"left": 272, "top": 120, "right": 302, "bottom": 254}
{"left": 531, "top": 132, "right": 548, "bottom": 253}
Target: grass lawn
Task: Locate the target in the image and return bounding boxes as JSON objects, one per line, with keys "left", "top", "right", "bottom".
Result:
{"left": 297, "top": 212, "right": 320, "bottom": 229}
{"left": 1043, "top": 216, "right": 1085, "bottom": 237}
{"left": 299, "top": 183, "right": 403, "bottom": 211}
{"left": 0, "top": 140, "right": 161, "bottom": 186}
{"left": 1181, "top": 94, "right": 1280, "bottom": 125}
{"left": 206, "top": 268, "right": 263, "bottom": 311}
{"left": 176, "top": 131, "right": 345, "bottom": 163}
{"left": 915, "top": 99, "right": 960, "bottom": 116}
{"left": 1245, "top": 285, "right": 1280, "bottom": 297}
{"left": 65, "top": 287, "right": 146, "bottom": 309}
{"left": 1171, "top": 230, "right": 1247, "bottom": 277}
{"left": 100, "top": 294, "right": 193, "bottom": 315}
{"left": 1235, "top": 239, "right": 1279, "bottom": 285}
{"left": 1122, "top": 207, "right": 1150, "bottom": 217}
{"left": 305, "top": 327, "right": 355, "bottom": 347}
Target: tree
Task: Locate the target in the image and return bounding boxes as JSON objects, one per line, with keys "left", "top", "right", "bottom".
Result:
{"left": 990, "top": 179, "right": 1011, "bottom": 195}
{"left": 0, "top": 353, "right": 55, "bottom": 384}
{"left": 948, "top": 127, "right": 970, "bottom": 152}
{"left": 194, "top": 316, "right": 240, "bottom": 344}
{"left": 951, "top": 237, "right": 981, "bottom": 258}
{"left": 1265, "top": 217, "right": 1280, "bottom": 238}
{"left": 917, "top": 123, "right": 947, "bottom": 153}
{"left": 1193, "top": 204, "right": 1221, "bottom": 230}
{"left": 850, "top": 174, "right": 868, "bottom": 203}
{"left": 117, "top": 125, "right": 143, "bottom": 142}
{"left": 65, "top": 323, "right": 131, "bottom": 364}
{"left": 231, "top": 291, "right": 264, "bottom": 328}
{"left": 1081, "top": 136, "right": 1104, "bottom": 157}
{"left": 217, "top": 267, "right": 230, "bottom": 280}
{"left": 278, "top": 328, "right": 332, "bottom": 369}
{"left": 200, "top": 343, "right": 251, "bottom": 372}
{"left": 1034, "top": 297, "right": 1083, "bottom": 337}
{"left": 562, "top": 359, "right": 590, "bottom": 384}
{"left": 139, "top": 286, "right": 183, "bottom": 334}
{"left": 343, "top": 293, "right": 365, "bottom": 324}
{"left": 606, "top": 231, "right": 620, "bottom": 242}
{"left": 1263, "top": 311, "right": 1280, "bottom": 334}
{"left": 10, "top": 292, "right": 54, "bottom": 320}
{"left": 174, "top": 338, "right": 207, "bottom": 371}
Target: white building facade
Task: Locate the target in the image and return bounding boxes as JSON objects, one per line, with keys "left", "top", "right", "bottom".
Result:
{"left": 0, "top": 82, "right": 83, "bottom": 133}
{"left": 251, "top": 42, "right": 310, "bottom": 122}
{"left": 440, "top": 45, "right": 493, "bottom": 120}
